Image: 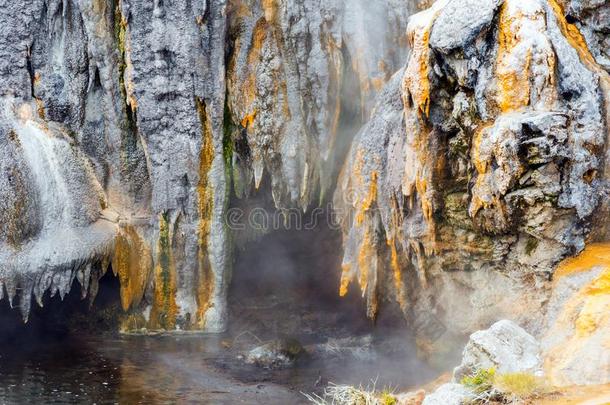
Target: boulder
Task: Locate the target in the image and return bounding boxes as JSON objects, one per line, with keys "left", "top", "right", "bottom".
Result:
{"left": 422, "top": 383, "right": 473, "bottom": 405}
{"left": 244, "top": 338, "right": 304, "bottom": 369}
{"left": 453, "top": 320, "right": 543, "bottom": 380}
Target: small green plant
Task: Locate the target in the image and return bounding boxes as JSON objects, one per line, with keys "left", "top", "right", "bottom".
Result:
{"left": 494, "top": 372, "right": 543, "bottom": 399}
{"left": 380, "top": 390, "right": 397, "bottom": 405}
{"left": 460, "top": 368, "right": 546, "bottom": 404}
{"left": 461, "top": 367, "right": 496, "bottom": 394}
{"left": 525, "top": 237, "right": 539, "bottom": 255}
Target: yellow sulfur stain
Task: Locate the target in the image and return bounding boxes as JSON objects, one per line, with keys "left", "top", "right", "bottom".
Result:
{"left": 555, "top": 243, "right": 610, "bottom": 279}
{"left": 400, "top": 3, "right": 451, "bottom": 248}
{"left": 357, "top": 228, "right": 374, "bottom": 294}
{"left": 403, "top": 7, "right": 437, "bottom": 117}
{"left": 356, "top": 171, "right": 378, "bottom": 225}
{"left": 114, "top": 2, "right": 137, "bottom": 111}
{"left": 496, "top": 2, "right": 531, "bottom": 113}
{"left": 338, "top": 150, "right": 382, "bottom": 317}
{"left": 35, "top": 98, "right": 45, "bottom": 119}
{"left": 230, "top": 16, "right": 289, "bottom": 140}
{"left": 416, "top": 177, "right": 433, "bottom": 223}
{"left": 471, "top": 122, "right": 492, "bottom": 177}
{"left": 194, "top": 97, "right": 216, "bottom": 329}
{"left": 388, "top": 238, "right": 402, "bottom": 288}
{"left": 240, "top": 111, "right": 256, "bottom": 128}
{"left": 112, "top": 225, "right": 153, "bottom": 312}
{"left": 545, "top": 243, "right": 610, "bottom": 386}
{"left": 357, "top": 225, "right": 379, "bottom": 319}
{"left": 242, "top": 18, "right": 269, "bottom": 112}
{"left": 387, "top": 237, "right": 409, "bottom": 313}
{"left": 554, "top": 244, "right": 610, "bottom": 337}
{"left": 149, "top": 213, "right": 178, "bottom": 330}
{"left": 339, "top": 263, "right": 351, "bottom": 297}
{"left": 261, "top": 0, "right": 277, "bottom": 23}
{"left": 549, "top": 0, "right": 610, "bottom": 224}
{"left": 548, "top": 0, "right": 601, "bottom": 71}
{"left": 494, "top": 0, "right": 557, "bottom": 113}
{"left": 370, "top": 77, "right": 385, "bottom": 92}
{"left": 403, "top": 0, "right": 450, "bottom": 117}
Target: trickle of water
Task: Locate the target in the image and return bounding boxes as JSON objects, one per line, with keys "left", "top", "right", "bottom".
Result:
{"left": 15, "top": 120, "right": 74, "bottom": 232}
{"left": 0, "top": 104, "right": 116, "bottom": 319}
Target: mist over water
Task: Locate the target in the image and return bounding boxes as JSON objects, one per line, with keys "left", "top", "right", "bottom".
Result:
{"left": 0, "top": 178, "right": 440, "bottom": 402}
{"left": 0, "top": 229, "right": 437, "bottom": 404}
{"left": 0, "top": 0, "right": 446, "bottom": 402}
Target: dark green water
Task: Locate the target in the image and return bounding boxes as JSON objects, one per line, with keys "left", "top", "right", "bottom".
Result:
{"left": 0, "top": 225, "right": 437, "bottom": 404}
{"left": 0, "top": 333, "right": 435, "bottom": 405}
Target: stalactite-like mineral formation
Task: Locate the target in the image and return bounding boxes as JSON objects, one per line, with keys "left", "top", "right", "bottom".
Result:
{"left": 0, "top": 0, "right": 232, "bottom": 331}
{"left": 335, "top": 0, "right": 610, "bottom": 338}
{"left": 0, "top": 0, "right": 417, "bottom": 331}
{"left": 0, "top": 0, "right": 609, "bottom": 364}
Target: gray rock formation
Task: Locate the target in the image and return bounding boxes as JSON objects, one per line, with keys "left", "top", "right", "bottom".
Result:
{"left": 0, "top": 0, "right": 608, "bottom": 344}
{"left": 334, "top": 0, "right": 610, "bottom": 338}
{"left": 225, "top": 0, "right": 415, "bottom": 206}
{"left": 564, "top": 0, "right": 610, "bottom": 71}
{"left": 422, "top": 383, "right": 473, "bottom": 405}
{"left": 423, "top": 320, "right": 542, "bottom": 404}
{"left": 0, "top": 0, "right": 231, "bottom": 332}
{"left": 244, "top": 338, "right": 304, "bottom": 369}
{"left": 453, "top": 320, "right": 543, "bottom": 381}
{"left": 0, "top": 0, "right": 417, "bottom": 331}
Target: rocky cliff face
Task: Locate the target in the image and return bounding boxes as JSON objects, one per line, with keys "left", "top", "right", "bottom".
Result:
{"left": 0, "top": 0, "right": 421, "bottom": 331}
{"left": 0, "top": 0, "right": 608, "bottom": 347}
{"left": 335, "top": 0, "right": 610, "bottom": 341}
{"left": 0, "top": 0, "right": 231, "bottom": 331}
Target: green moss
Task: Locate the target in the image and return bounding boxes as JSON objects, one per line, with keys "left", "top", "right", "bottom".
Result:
{"left": 158, "top": 212, "right": 171, "bottom": 298}
{"left": 448, "top": 131, "right": 470, "bottom": 156}
{"left": 461, "top": 368, "right": 547, "bottom": 404}
{"left": 443, "top": 192, "right": 473, "bottom": 230}
{"left": 114, "top": 2, "right": 145, "bottom": 195}
{"left": 380, "top": 391, "right": 397, "bottom": 405}
{"left": 222, "top": 95, "right": 236, "bottom": 168}
{"left": 461, "top": 368, "right": 496, "bottom": 394}
{"left": 150, "top": 211, "right": 178, "bottom": 330}
{"left": 494, "top": 372, "right": 543, "bottom": 398}
{"left": 114, "top": 4, "right": 127, "bottom": 98}
{"left": 525, "top": 237, "right": 539, "bottom": 255}
{"left": 119, "top": 312, "right": 148, "bottom": 332}
{"left": 150, "top": 212, "right": 178, "bottom": 330}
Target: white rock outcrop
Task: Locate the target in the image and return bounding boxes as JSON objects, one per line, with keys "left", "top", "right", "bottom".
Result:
{"left": 453, "top": 320, "right": 543, "bottom": 380}
{"left": 422, "top": 383, "right": 473, "bottom": 405}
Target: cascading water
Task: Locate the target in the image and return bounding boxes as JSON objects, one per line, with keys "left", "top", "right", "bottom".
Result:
{"left": 0, "top": 103, "right": 116, "bottom": 318}
{"left": 16, "top": 116, "right": 74, "bottom": 231}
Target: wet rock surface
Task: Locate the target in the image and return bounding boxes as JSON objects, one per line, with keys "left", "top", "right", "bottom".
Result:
{"left": 0, "top": 0, "right": 609, "bottom": 400}
{"left": 334, "top": 0, "right": 610, "bottom": 338}
{"left": 244, "top": 338, "right": 304, "bottom": 369}
{"left": 564, "top": 0, "right": 610, "bottom": 71}
{"left": 0, "top": 2, "right": 608, "bottom": 385}
{"left": 0, "top": 268, "right": 435, "bottom": 404}
{"left": 0, "top": 0, "right": 417, "bottom": 332}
